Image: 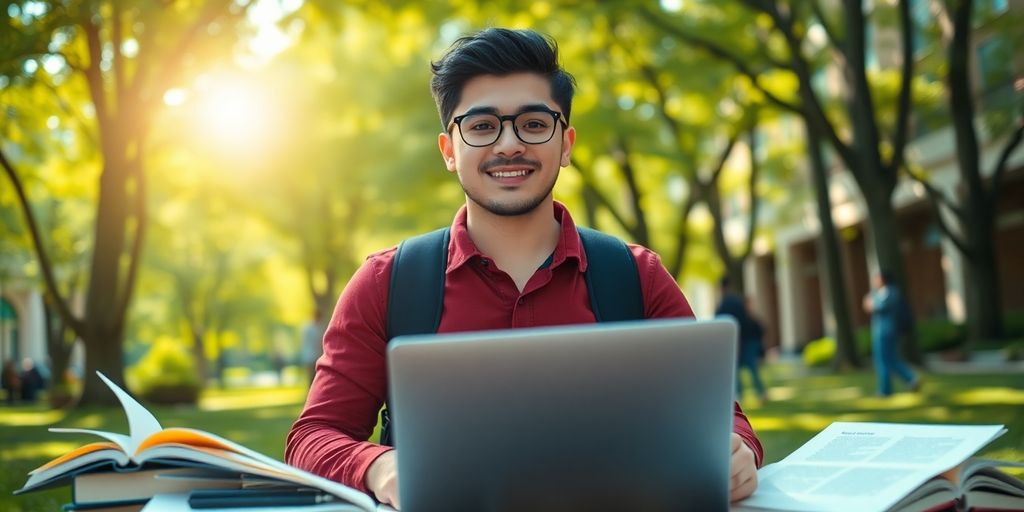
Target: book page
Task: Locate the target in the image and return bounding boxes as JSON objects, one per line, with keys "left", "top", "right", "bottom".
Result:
{"left": 48, "top": 372, "right": 163, "bottom": 456}
{"left": 734, "top": 422, "right": 1006, "bottom": 512}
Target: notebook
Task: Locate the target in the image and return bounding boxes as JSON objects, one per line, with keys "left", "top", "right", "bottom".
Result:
{"left": 387, "top": 317, "right": 738, "bottom": 512}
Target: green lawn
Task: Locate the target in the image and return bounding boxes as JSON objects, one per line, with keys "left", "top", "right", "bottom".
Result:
{"left": 3, "top": 366, "right": 1022, "bottom": 511}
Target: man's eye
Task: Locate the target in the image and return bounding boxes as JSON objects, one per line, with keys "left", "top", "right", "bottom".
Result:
{"left": 469, "top": 121, "right": 496, "bottom": 131}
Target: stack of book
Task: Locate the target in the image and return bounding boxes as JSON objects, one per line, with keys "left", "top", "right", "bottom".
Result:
{"left": 15, "top": 372, "right": 390, "bottom": 511}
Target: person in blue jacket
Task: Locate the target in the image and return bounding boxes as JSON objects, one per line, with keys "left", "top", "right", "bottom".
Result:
{"left": 862, "top": 270, "right": 920, "bottom": 396}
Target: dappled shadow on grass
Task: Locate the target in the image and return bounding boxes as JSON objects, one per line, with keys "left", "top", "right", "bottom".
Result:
{"left": 746, "top": 365, "right": 1024, "bottom": 464}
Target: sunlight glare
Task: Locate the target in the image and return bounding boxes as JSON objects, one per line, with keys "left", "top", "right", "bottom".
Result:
{"left": 163, "top": 88, "right": 188, "bottom": 106}
{"left": 190, "top": 74, "right": 280, "bottom": 157}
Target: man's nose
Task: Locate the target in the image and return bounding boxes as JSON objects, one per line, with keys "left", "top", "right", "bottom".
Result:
{"left": 491, "top": 120, "right": 525, "bottom": 156}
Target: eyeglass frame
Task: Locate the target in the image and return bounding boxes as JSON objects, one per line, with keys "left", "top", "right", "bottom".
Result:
{"left": 446, "top": 105, "right": 569, "bottom": 147}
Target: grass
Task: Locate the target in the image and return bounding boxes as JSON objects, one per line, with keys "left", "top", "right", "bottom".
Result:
{"left": 3, "top": 366, "right": 1023, "bottom": 511}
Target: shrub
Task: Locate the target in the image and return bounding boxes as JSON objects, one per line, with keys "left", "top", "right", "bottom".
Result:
{"left": 1004, "top": 340, "right": 1024, "bottom": 362}
{"left": 913, "top": 318, "right": 965, "bottom": 353}
{"left": 1004, "top": 311, "right": 1024, "bottom": 339}
{"left": 128, "top": 338, "right": 200, "bottom": 405}
{"left": 803, "top": 337, "right": 836, "bottom": 367}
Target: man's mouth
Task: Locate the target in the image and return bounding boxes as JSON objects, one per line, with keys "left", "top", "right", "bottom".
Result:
{"left": 488, "top": 169, "right": 533, "bottom": 178}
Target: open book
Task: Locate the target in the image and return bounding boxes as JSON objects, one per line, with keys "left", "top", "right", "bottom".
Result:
{"left": 733, "top": 422, "right": 1024, "bottom": 512}
{"left": 16, "top": 372, "right": 391, "bottom": 511}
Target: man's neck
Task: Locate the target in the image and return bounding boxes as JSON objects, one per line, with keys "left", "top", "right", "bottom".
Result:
{"left": 465, "top": 198, "right": 561, "bottom": 289}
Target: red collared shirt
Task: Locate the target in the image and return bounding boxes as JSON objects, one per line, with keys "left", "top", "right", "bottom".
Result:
{"left": 285, "top": 202, "right": 763, "bottom": 493}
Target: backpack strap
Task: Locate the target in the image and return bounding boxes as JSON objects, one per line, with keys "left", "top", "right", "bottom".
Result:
{"left": 577, "top": 227, "right": 644, "bottom": 322}
{"left": 385, "top": 227, "right": 450, "bottom": 340}
{"left": 380, "top": 227, "right": 448, "bottom": 447}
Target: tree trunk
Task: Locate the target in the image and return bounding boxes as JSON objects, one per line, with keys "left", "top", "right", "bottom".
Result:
{"left": 43, "top": 294, "right": 73, "bottom": 390}
{"left": 191, "top": 327, "right": 209, "bottom": 387}
{"left": 947, "top": 0, "right": 1004, "bottom": 344}
{"left": 79, "top": 322, "right": 125, "bottom": 404}
{"left": 806, "top": 123, "right": 861, "bottom": 369}
{"left": 79, "top": 156, "right": 130, "bottom": 406}
{"left": 963, "top": 212, "right": 1003, "bottom": 343}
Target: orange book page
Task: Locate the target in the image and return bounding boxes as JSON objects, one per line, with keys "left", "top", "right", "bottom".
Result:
{"left": 135, "top": 428, "right": 241, "bottom": 455}
{"left": 31, "top": 442, "right": 121, "bottom": 473}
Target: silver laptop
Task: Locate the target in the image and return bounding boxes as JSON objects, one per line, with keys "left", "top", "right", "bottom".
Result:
{"left": 387, "top": 317, "right": 738, "bottom": 512}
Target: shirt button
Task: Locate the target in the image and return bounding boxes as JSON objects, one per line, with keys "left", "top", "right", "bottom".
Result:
{"left": 480, "top": 259, "right": 489, "bottom": 267}
{"left": 518, "top": 297, "right": 526, "bottom": 305}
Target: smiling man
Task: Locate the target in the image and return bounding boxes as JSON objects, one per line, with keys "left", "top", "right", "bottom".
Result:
{"left": 284, "top": 28, "right": 763, "bottom": 509}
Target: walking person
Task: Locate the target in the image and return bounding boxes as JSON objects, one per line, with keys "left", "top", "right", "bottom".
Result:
{"left": 716, "top": 278, "right": 767, "bottom": 404}
{"left": 738, "top": 298, "right": 768, "bottom": 404}
{"left": 863, "top": 270, "right": 920, "bottom": 396}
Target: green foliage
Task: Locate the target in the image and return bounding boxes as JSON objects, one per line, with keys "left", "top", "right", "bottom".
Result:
{"left": 128, "top": 338, "right": 200, "bottom": 405}
{"left": 802, "top": 337, "right": 836, "bottom": 367}
{"left": 1005, "top": 341, "right": 1024, "bottom": 362}
{"left": 1004, "top": 311, "right": 1024, "bottom": 339}
{"left": 914, "top": 318, "right": 967, "bottom": 353}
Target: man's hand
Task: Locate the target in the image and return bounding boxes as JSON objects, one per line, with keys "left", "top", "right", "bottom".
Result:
{"left": 366, "top": 450, "right": 400, "bottom": 509}
{"left": 729, "top": 433, "right": 758, "bottom": 502}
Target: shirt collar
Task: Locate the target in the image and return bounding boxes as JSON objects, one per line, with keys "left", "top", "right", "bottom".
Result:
{"left": 446, "top": 201, "right": 587, "bottom": 274}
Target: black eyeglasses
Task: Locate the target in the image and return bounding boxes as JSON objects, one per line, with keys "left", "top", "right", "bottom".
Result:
{"left": 447, "top": 107, "right": 567, "bottom": 147}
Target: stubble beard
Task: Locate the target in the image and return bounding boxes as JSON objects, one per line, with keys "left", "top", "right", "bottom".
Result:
{"left": 464, "top": 165, "right": 559, "bottom": 216}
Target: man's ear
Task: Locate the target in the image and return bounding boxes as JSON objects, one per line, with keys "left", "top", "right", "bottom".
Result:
{"left": 438, "top": 132, "right": 457, "bottom": 172}
{"left": 560, "top": 125, "right": 576, "bottom": 168}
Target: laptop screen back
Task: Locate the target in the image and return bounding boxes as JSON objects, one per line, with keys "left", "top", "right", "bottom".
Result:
{"left": 387, "top": 318, "right": 738, "bottom": 512}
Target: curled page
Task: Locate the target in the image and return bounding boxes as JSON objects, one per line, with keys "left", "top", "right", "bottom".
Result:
{"left": 97, "top": 371, "right": 163, "bottom": 454}
{"left": 48, "top": 372, "right": 163, "bottom": 456}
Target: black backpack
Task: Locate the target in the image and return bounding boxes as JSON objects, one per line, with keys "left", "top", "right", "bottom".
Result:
{"left": 379, "top": 226, "right": 644, "bottom": 446}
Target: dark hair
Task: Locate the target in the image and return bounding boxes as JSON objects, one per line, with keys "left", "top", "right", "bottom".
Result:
{"left": 430, "top": 28, "right": 576, "bottom": 129}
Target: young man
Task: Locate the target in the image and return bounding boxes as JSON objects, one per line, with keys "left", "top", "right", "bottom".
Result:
{"left": 285, "top": 28, "right": 762, "bottom": 509}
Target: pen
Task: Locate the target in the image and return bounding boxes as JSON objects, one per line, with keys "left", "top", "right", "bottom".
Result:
{"left": 188, "top": 489, "right": 336, "bottom": 509}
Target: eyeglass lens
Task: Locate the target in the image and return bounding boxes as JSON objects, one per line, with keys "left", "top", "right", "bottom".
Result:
{"left": 458, "top": 111, "right": 558, "bottom": 146}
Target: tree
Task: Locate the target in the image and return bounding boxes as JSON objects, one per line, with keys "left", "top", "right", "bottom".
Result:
{"left": 909, "top": 0, "right": 1023, "bottom": 344}
{"left": 641, "top": 0, "right": 916, "bottom": 361}
{"left": 1, "top": 1, "right": 253, "bottom": 405}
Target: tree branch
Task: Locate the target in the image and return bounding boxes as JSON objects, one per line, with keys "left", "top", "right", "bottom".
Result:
{"left": 113, "top": 157, "right": 147, "bottom": 330}
{"left": 570, "top": 157, "right": 635, "bottom": 235}
{"left": 667, "top": 194, "right": 699, "bottom": 278}
{"left": 741, "top": 123, "right": 761, "bottom": 262}
{"left": 707, "top": 133, "right": 739, "bottom": 185}
{"left": 989, "top": 116, "right": 1024, "bottom": 206}
{"left": 762, "top": 0, "right": 859, "bottom": 171}
{"left": 810, "top": 0, "right": 844, "bottom": 48}
{"left": 904, "top": 166, "right": 963, "bottom": 216}
{"left": 112, "top": 1, "right": 126, "bottom": 103}
{"left": 81, "top": 14, "right": 111, "bottom": 139}
{"left": 921, "top": 180, "right": 971, "bottom": 256}
{"left": 612, "top": 135, "right": 649, "bottom": 245}
{"left": 637, "top": 6, "right": 803, "bottom": 114}
{"left": 887, "top": 0, "right": 915, "bottom": 175}
{"left": 0, "top": 147, "right": 83, "bottom": 335}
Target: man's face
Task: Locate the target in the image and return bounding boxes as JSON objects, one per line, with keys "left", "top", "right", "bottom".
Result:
{"left": 438, "top": 73, "right": 575, "bottom": 217}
